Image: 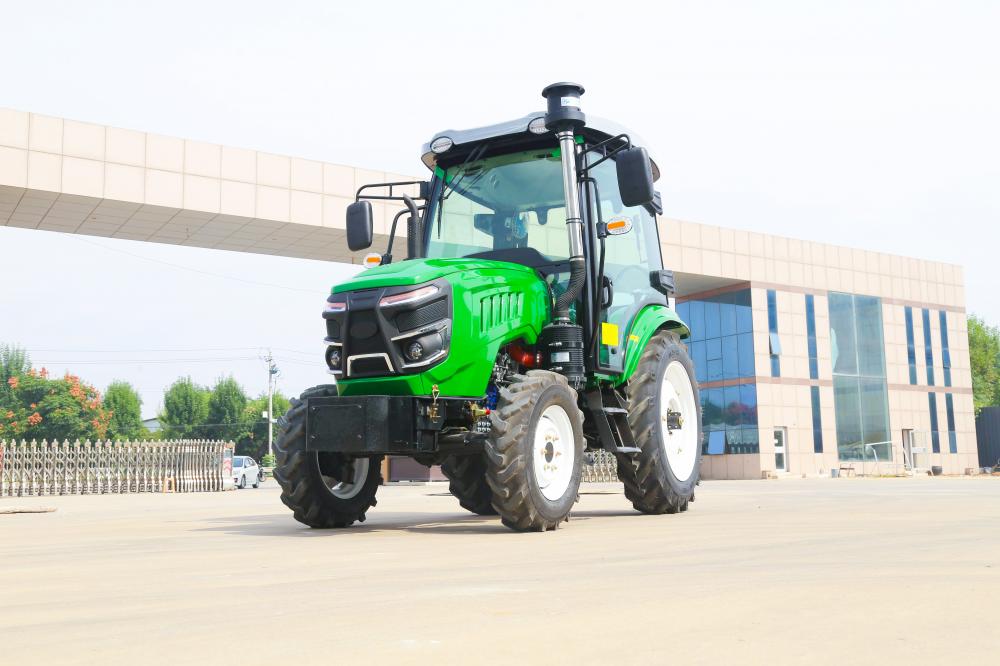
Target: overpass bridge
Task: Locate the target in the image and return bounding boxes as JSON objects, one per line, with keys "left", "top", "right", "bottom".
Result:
{"left": 0, "top": 107, "right": 414, "bottom": 264}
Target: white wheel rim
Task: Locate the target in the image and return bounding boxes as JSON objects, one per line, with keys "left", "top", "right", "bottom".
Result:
{"left": 659, "top": 361, "right": 698, "bottom": 482}
{"left": 322, "top": 457, "right": 369, "bottom": 500}
{"left": 533, "top": 404, "right": 576, "bottom": 501}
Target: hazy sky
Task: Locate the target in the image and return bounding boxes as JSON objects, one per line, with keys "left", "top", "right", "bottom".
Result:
{"left": 1, "top": 1, "right": 998, "bottom": 417}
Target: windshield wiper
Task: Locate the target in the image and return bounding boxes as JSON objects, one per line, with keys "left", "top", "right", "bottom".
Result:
{"left": 436, "top": 142, "right": 490, "bottom": 238}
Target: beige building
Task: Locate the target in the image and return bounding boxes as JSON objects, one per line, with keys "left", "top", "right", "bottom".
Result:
{"left": 0, "top": 108, "right": 976, "bottom": 479}
{"left": 665, "top": 219, "right": 975, "bottom": 479}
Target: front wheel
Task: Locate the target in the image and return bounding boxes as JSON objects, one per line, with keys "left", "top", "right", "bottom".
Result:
{"left": 441, "top": 453, "right": 497, "bottom": 516}
{"left": 617, "top": 330, "right": 702, "bottom": 513}
{"left": 273, "top": 385, "right": 383, "bottom": 528}
{"left": 485, "top": 370, "right": 584, "bottom": 531}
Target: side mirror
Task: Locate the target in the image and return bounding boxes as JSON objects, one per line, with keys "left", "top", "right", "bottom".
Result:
{"left": 346, "top": 201, "right": 374, "bottom": 251}
{"left": 616, "top": 146, "right": 655, "bottom": 208}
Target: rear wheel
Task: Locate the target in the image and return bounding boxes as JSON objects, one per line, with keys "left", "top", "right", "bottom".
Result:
{"left": 617, "top": 330, "right": 702, "bottom": 514}
{"left": 441, "top": 454, "right": 497, "bottom": 515}
{"left": 273, "top": 385, "right": 383, "bottom": 528}
{"left": 485, "top": 370, "right": 584, "bottom": 531}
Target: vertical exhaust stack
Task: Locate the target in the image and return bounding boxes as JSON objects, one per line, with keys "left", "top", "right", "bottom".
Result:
{"left": 542, "top": 82, "right": 587, "bottom": 322}
{"left": 538, "top": 82, "right": 587, "bottom": 387}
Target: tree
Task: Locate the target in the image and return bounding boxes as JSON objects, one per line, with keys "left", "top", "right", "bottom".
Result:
{"left": 160, "top": 377, "right": 209, "bottom": 439}
{"left": 105, "top": 381, "right": 143, "bottom": 441}
{"left": 1, "top": 366, "right": 111, "bottom": 442}
{"left": 1, "top": 344, "right": 31, "bottom": 384}
{"left": 236, "top": 391, "right": 290, "bottom": 457}
{"left": 206, "top": 376, "right": 248, "bottom": 443}
{"left": 969, "top": 314, "right": 1000, "bottom": 413}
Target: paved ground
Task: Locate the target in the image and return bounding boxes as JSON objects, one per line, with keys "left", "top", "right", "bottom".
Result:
{"left": 2, "top": 476, "right": 999, "bottom": 665}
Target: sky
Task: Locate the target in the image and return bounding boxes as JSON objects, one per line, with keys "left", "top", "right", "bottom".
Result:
{"left": 1, "top": 0, "right": 998, "bottom": 417}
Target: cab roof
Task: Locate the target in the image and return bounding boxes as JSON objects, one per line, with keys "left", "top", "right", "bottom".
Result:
{"left": 420, "top": 112, "right": 661, "bottom": 182}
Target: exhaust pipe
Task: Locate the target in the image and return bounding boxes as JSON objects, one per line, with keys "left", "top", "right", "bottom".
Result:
{"left": 542, "top": 82, "right": 587, "bottom": 322}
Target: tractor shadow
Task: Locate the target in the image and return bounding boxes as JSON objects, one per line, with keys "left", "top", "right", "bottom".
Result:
{"left": 195, "top": 504, "right": 640, "bottom": 537}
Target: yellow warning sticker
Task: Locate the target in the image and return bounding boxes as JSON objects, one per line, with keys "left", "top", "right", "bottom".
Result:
{"left": 601, "top": 322, "right": 619, "bottom": 346}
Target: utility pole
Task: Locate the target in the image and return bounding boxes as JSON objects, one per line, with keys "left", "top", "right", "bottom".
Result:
{"left": 263, "top": 350, "right": 279, "bottom": 459}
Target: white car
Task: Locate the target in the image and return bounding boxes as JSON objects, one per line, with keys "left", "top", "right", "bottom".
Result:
{"left": 232, "top": 456, "right": 260, "bottom": 489}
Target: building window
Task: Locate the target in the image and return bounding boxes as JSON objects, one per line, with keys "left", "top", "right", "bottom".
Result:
{"left": 829, "top": 292, "right": 891, "bottom": 462}
{"left": 699, "top": 383, "right": 759, "bottom": 455}
{"left": 939, "top": 311, "right": 952, "bottom": 388}
{"left": 678, "top": 288, "right": 759, "bottom": 455}
{"left": 904, "top": 306, "right": 917, "bottom": 385}
{"left": 805, "top": 294, "right": 819, "bottom": 380}
{"left": 945, "top": 393, "right": 957, "bottom": 453}
{"left": 810, "top": 385, "right": 824, "bottom": 453}
{"left": 922, "top": 308, "right": 935, "bottom": 386}
{"left": 767, "top": 289, "right": 780, "bottom": 377}
{"left": 928, "top": 392, "right": 940, "bottom": 453}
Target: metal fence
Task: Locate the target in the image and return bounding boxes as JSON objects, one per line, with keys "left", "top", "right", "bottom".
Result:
{"left": 0, "top": 439, "right": 234, "bottom": 497}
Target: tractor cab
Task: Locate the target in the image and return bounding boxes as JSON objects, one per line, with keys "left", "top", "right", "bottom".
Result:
{"left": 420, "top": 120, "right": 669, "bottom": 375}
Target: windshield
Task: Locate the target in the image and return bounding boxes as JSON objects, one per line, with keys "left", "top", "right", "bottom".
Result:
{"left": 233, "top": 458, "right": 244, "bottom": 467}
{"left": 426, "top": 148, "right": 569, "bottom": 260}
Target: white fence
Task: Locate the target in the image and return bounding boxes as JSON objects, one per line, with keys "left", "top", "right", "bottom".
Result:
{"left": 0, "top": 439, "right": 234, "bottom": 497}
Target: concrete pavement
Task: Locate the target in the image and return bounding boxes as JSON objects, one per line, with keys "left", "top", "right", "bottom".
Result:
{"left": 2, "top": 477, "right": 998, "bottom": 665}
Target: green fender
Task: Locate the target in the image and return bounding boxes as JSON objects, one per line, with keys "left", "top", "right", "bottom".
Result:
{"left": 615, "top": 304, "right": 691, "bottom": 386}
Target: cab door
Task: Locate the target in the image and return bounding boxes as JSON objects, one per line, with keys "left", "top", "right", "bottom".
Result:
{"left": 585, "top": 155, "right": 666, "bottom": 374}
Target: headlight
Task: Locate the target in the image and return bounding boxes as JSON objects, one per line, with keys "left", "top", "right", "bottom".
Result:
{"left": 324, "top": 296, "right": 346, "bottom": 313}
{"left": 398, "top": 331, "right": 444, "bottom": 366}
{"left": 379, "top": 284, "right": 439, "bottom": 307}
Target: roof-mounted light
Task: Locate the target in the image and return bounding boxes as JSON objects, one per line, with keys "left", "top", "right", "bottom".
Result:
{"left": 430, "top": 136, "right": 454, "bottom": 154}
{"left": 527, "top": 117, "right": 548, "bottom": 135}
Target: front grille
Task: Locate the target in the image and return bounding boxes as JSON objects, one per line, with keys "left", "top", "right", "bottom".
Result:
{"left": 347, "top": 310, "right": 385, "bottom": 356}
{"left": 396, "top": 299, "right": 448, "bottom": 332}
{"left": 348, "top": 355, "right": 392, "bottom": 376}
{"left": 325, "top": 319, "right": 340, "bottom": 339}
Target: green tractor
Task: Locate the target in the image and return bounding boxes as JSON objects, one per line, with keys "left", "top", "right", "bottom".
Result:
{"left": 275, "top": 82, "right": 701, "bottom": 531}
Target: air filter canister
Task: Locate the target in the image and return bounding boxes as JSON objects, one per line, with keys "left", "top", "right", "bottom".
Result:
{"left": 539, "top": 322, "right": 585, "bottom": 388}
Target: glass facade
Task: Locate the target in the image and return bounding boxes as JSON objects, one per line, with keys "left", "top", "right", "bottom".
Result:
{"left": 829, "top": 293, "right": 891, "bottom": 462}
{"left": 922, "top": 308, "right": 935, "bottom": 386}
{"left": 939, "top": 311, "right": 952, "bottom": 388}
{"left": 805, "top": 294, "right": 819, "bottom": 380}
{"left": 904, "top": 306, "right": 918, "bottom": 385}
{"left": 928, "top": 392, "right": 940, "bottom": 453}
{"left": 945, "top": 393, "right": 957, "bottom": 453}
{"left": 677, "top": 289, "right": 759, "bottom": 455}
{"left": 810, "top": 385, "right": 824, "bottom": 453}
{"left": 767, "top": 289, "right": 780, "bottom": 377}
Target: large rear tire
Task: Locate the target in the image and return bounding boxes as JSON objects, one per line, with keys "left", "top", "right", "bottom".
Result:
{"left": 273, "top": 385, "right": 383, "bottom": 528}
{"left": 616, "top": 330, "right": 702, "bottom": 514}
{"left": 485, "top": 370, "right": 584, "bottom": 531}
{"left": 441, "top": 454, "right": 497, "bottom": 516}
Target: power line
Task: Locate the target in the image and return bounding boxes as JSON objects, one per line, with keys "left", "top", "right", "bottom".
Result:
{"left": 73, "top": 236, "right": 323, "bottom": 294}
{"left": 25, "top": 346, "right": 315, "bottom": 356}
{"left": 32, "top": 357, "right": 261, "bottom": 364}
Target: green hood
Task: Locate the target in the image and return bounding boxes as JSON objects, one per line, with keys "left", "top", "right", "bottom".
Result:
{"left": 331, "top": 257, "right": 537, "bottom": 293}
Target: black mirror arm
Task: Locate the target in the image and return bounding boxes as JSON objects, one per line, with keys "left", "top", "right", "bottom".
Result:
{"left": 577, "top": 134, "right": 631, "bottom": 175}
{"left": 384, "top": 196, "right": 422, "bottom": 264}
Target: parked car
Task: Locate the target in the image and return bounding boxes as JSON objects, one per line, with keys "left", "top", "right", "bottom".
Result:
{"left": 232, "top": 456, "right": 260, "bottom": 489}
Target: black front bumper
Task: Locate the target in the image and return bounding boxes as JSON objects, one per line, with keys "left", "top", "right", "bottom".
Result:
{"left": 305, "top": 395, "right": 444, "bottom": 454}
